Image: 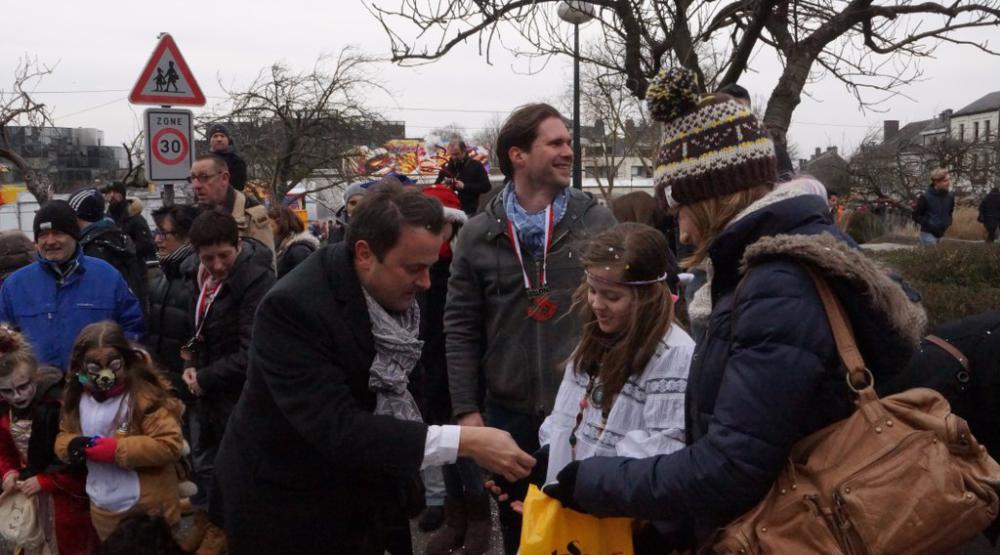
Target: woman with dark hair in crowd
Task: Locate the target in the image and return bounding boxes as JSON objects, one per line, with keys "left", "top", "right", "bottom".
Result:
{"left": 267, "top": 205, "right": 319, "bottom": 279}
{"left": 147, "top": 204, "right": 201, "bottom": 401}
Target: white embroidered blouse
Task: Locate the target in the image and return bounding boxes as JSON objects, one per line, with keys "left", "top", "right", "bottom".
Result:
{"left": 539, "top": 324, "right": 695, "bottom": 484}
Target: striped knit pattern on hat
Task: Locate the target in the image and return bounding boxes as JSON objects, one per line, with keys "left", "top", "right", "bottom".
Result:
{"left": 68, "top": 187, "right": 106, "bottom": 223}
{"left": 647, "top": 68, "right": 777, "bottom": 208}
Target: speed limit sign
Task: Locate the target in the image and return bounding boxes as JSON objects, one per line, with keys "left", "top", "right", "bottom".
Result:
{"left": 144, "top": 108, "right": 195, "bottom": 183}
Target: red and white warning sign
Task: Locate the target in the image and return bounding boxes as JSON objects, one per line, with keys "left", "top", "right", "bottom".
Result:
{"left": 144, "top": 108, "right": 194, "bottom": 183}
{"left": 129, "top": 34, "right": 206, "bottom": 106}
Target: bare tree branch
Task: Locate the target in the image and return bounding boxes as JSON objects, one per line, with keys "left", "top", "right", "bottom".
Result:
{"left": 0, "top": 55, "right": 56, "bottom": 203}
{"left": 366, "top": 0, "right": 1000, "bottom": 152}
{"left": 205, "top": 48, "right": 389, "bottom": 198}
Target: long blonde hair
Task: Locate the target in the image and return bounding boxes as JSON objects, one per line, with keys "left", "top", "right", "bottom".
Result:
{"left": 680, "top": 184, "right": 773, "bottom": 269}
{"left": 571, "top": 223, "right": 675, "bottom": 401}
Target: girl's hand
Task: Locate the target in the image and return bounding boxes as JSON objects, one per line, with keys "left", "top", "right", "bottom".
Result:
{"left": 2, "top": 471, "right": 17, "bottom": 492}
{"left": 17, "top": 477, "right": 40, "bottom": 496}
{"left": 485, "top": 480, "right": 524, "bottom": 514}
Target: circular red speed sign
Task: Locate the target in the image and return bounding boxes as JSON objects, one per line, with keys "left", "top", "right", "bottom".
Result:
{"left": 152, "top": 128, "right": 190, "bottom": 165}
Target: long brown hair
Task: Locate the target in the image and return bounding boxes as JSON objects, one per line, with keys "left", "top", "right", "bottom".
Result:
{"left": 611, "top": 191, "right": 670, "bottom": 230}
{"left": 571, "top": 223, "right": 675, "bottom": 401}
{"left": 680, "top": 184, "right": 773, "bottom": 269}
{"left": 267, "top": 204, "right": 305, "bottom": 241}
{"left": 62, "top": 321, "right": 178, "bottom": 434}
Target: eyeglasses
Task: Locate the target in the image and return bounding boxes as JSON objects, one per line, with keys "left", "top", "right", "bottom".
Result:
{"left": 153, "top": 229, "right": 179, "bottom": 239}
{"left": 186, "top": 173, "right": 219, "bottom": 184}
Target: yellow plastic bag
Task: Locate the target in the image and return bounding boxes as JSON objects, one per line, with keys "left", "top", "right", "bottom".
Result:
{"left": 519, "top": 484, "right": 634, "bottom": 555}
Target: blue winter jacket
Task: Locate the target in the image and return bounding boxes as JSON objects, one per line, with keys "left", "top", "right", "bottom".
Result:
{"left": 0, "top": 249, "right": 145, "bottom": 370}
{"left": 570, "top": 188, "right": 926, "bottom": 544}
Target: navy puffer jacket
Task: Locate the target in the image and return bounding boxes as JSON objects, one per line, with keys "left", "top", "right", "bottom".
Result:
{"left": 571, "top": 187, "right": 926, "bottom": 543}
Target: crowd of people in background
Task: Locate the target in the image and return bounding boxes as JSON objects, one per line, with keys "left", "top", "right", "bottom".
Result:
{"left": 0, "top": 67, "right": 995, "bottom": 555}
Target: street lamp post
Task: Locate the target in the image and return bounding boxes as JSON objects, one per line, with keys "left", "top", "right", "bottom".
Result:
{"left": 557, "top": 2, "right": 594, "bottom": 190}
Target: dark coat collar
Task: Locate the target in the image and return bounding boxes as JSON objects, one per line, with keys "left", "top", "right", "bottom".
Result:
{"left": 710, "top": 191, "right": 846, "bottom": 296}
{"left": 326, "top": 243, "right": 375, "bottom": 356}
{"left": 216, "top": 238, "right": 273, "bottom": 296}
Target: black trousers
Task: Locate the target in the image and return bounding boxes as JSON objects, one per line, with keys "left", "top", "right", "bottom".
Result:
{"left": 985, "top": 223, "right": 997, "bottom": 243}
{"left": 217, "top": 435, "right": 405, "bottom": 555}
{"left": 485, "top": 403, "right": 545, "bottom": 555}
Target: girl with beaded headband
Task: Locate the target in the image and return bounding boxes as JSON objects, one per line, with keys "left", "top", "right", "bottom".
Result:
{"left": 536, "top": 223, "right": 695, "bottom": 551}
{"left": 0, "top": 325, "right": 98, "bottom": 554}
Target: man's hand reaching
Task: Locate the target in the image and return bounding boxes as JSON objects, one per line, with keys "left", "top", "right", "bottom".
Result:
{"left": 458, "top": 426, "right": 535, "bottom": 483}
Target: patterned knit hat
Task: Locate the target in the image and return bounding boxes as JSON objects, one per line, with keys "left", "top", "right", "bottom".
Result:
{"left": 648, "top": 68, "right": 776, "bottom": 208}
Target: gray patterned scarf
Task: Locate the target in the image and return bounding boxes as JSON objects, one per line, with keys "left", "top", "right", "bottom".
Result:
{"left": 363, "top": 288, "right": 424, "bottom": 422}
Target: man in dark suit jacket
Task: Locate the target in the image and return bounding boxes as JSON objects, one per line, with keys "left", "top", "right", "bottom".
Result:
{"left": 216, "top": 184, "right": 534, "bottom": 554}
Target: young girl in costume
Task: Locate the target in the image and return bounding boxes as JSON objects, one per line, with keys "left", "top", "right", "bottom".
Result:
{"left": 55, "top": 321, "right": 184, "bottom": 540}
{"left": 493, "top": 223, "right": 695, "bottom": 552}
{"left": 538, "top": 222, "right": 693, "bottom": 484}
{"left": 0, "top": 325, "right": 98, "bottom": 554}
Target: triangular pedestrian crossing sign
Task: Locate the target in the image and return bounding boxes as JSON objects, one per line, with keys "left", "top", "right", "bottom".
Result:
{"left": 129, "top": 33, "right": 206, "bottom": 106}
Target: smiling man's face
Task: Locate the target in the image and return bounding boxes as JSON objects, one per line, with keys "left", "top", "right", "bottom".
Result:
{"left": 515, "top": 117, "right": 573, "bottom": 191}
{"left": 36, "top": 230, "right": 76, "bottom": 263}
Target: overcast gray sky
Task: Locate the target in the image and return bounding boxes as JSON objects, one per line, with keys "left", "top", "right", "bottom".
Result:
{"left": 5, "top": 0, "right": 1000, "bottom": 159}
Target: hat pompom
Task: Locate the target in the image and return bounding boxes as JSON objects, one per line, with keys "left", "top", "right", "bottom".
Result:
{"left": 646, "top": 68, "right": 701, "bottom": 123}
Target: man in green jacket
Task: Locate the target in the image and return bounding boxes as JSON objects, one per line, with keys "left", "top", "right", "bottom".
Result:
{"left": 444, "top": 103, "right": 616, "bottom": 554}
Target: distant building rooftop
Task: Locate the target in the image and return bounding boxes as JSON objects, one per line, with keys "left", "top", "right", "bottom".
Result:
{"left": 952, "top": 91, "right": 1000, "bottom": 117}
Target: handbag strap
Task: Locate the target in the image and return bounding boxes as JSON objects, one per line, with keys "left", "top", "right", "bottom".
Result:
{"left": 802, "top": 266, "right": 871, "bottom": 390}
{"left": 924, "top": 334, "right": 970, "bottom": 372}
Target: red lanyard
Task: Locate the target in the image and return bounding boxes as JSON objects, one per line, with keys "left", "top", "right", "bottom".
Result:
{"left": 195, "top": 281, "right": 221, "bottom": 330}
{"left": 506, "top": 203, "right": 555, "bottom": 298}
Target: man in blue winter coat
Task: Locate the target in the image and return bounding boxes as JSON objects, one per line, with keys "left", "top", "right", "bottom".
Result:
{"left": 0, "top": 200, "right": 144, "bottom": 371}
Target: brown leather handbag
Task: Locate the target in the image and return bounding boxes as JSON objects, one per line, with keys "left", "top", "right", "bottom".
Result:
{"left": 709, "top": 267, "right": 1000, "bottom": 555}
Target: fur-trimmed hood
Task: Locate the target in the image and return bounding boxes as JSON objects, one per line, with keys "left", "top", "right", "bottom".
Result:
{"left": 127, "top": 197, "right": 144, "bottom": 218}
{"left": 741, "top": 233, "right": 926, "bottom": 347}
{"left": 277, "top": 231, "right": 320, "bottom": 259}
{"left": 690, "top": 185, "right": 926, "bottom": 378}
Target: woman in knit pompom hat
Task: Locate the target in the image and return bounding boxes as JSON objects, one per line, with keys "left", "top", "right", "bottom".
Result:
{"left": 539, "top": 67, "right": 926, "bottom": 551}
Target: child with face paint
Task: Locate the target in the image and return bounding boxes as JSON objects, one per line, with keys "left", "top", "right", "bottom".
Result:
{"left": 55, "top": 321, "right": 185, "bottom": 541}
{"left": 0, "top": 326, "right": 99, "bottom": 554}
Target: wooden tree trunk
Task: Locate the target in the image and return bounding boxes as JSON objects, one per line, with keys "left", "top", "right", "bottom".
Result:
{"left": 761, "top": 52, "right": 816, "bottom": 149}
{"left": 0, "top": 147, "right": 51, "bottom": 204}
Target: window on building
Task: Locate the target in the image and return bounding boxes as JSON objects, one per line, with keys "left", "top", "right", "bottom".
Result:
{"left": 959, "top": 123, "right": 965, "bottom": 141}
{"left": 631, "top": 165, "right": 652, "bottom": 178}
{"left": 986, "top": 120, "right": 992, "bottom": 141}
{"left": 974, "top": 122, "right": 980, "bottom": 141}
